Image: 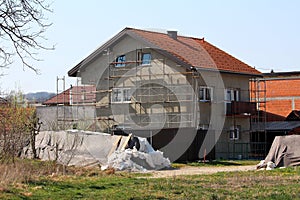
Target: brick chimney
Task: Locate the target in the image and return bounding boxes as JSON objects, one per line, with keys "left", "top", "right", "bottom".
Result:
{"left": 167, "top": 30, "right": 177, "bottom": 40}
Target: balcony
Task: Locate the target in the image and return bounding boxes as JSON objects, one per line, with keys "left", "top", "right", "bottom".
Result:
{"left": 226, "top": 101, "right": 257, "bottom": 116}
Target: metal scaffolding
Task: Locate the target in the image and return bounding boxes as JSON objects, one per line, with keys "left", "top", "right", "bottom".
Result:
{"left": 249, "top": 77, "right": 267, "bottom": 159}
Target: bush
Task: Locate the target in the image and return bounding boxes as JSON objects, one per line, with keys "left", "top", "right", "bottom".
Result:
{"left": 0, "top": 107, "right": 36, "bottom": 163}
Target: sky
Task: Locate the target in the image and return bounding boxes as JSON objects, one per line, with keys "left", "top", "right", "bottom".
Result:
{"left": 1, "top": 0, "right": 300, "bottom": 94}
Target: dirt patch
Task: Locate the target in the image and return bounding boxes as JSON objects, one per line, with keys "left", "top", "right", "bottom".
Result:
{"left": 149, "top": 165, "right": 255, "bottom": 178}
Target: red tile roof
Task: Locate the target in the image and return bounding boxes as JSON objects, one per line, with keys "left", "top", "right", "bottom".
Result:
{"left": 68, "top": 27, "right": 261, "bottom": 77}
{"left": 43, "top": 85, "right": 96, "bottom": 105}
{"left": 128, "top": 28, "right": 261, "bottom": 75}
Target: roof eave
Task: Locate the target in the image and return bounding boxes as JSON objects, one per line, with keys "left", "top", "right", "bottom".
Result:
{"left": 195, "top": 66, "right": 262, "bottom": 77}
{"left": 68, "top": 28, "right": 132, "bottom": 77}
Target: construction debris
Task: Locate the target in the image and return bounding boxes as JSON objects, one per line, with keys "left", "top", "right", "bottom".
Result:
{"left": 21, "top": 130, "right": 170, "bottom": 171}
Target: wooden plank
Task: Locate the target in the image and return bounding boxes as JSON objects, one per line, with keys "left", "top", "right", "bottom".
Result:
{"left": 120, "top": 133, "right": 132, "bottom": 151}
{"left": 107, "top": 136, "right": 122, "bottom": 157}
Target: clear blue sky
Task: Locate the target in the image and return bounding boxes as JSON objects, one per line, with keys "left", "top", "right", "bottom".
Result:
{"left": 1, "top": 0, "right": 299, "bottom": 93}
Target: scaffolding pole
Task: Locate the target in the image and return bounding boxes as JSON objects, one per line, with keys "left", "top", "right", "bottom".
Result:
{"left": 56, "top": 76, "right": 65, "bottom": 130}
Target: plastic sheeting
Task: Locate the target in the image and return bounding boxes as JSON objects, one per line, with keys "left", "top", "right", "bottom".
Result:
{"left": 21, "top": 130, "right": 170, "bottom": 171}
{"left": 257, "top": 135, "right": 300, "bottom": 169}
{"left": 105, "top": 138, "right": 171, "bottom": 171}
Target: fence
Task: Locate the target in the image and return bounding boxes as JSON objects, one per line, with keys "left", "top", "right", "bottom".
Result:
{"left": 216, "top": 142, "right": 267, "bottom": 160}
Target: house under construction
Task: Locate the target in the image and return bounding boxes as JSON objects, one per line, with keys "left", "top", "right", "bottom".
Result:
{"left": 52, "top": 27, "right": 268, "bottom": 161}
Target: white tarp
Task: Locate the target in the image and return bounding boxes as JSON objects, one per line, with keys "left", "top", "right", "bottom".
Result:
{"left": 21, "top": 130, "right": 170, "bottom": 171}
{"left": 105, "top": 138, "right": 171, "bottom": 171}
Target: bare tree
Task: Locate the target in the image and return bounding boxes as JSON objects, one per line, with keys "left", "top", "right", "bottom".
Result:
{"left": 0, "top": 0, "right": 53, "bottom": 73}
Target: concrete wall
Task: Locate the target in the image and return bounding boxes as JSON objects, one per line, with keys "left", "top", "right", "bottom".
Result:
{"left": 37, "top": 106, "right": 97, "bottom": 131}
{"left": 77, "top": 33, "right": 254, "bottom": 160}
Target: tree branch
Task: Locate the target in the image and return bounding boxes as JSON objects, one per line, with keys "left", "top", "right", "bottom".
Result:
{"left": 0, "top": 0, "right": 53, "bottom": 73}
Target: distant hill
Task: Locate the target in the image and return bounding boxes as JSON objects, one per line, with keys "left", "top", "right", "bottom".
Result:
{"left": 25, "top": 92, "right": 56, "bottom": 103}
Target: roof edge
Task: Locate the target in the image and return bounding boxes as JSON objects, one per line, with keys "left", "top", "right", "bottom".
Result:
{"left": 68, "top": 27, "right": 133, "bottom": 77}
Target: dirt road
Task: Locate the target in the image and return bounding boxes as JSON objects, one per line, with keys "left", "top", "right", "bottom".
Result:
{"left": 150, "top": 165, "right": 256, "bottom": 178}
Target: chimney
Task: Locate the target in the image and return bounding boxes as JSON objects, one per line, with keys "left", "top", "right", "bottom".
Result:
{"left": 167, "top": 30, "right": 177, "bottom": 40}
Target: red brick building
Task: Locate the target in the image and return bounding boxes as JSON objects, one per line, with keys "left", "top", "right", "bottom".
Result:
{"left": 257, "top": 71, "right": 300, "bottom": 121}
{"left": 250, "top": 71, "right": 300, "bottom": 122}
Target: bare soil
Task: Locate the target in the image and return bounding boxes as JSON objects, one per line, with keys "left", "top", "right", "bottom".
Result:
{"left": 150, "top": 165, "right": 256, "bottom": 178}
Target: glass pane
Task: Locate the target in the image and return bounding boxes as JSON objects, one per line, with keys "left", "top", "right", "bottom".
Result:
{"left": 230, "top": 130, "right": 234, "bottom": 139}
{"left": 116, "top": 55, "right": 126, "bottom": 67}
{"left": 112, "top": 89, "right": 122, "bottom": 102}
{"left": 206, "top": 88, "right": 211, "bottom": 100}
{"left": 226, "top": 90, "right": 231, "bottom": 101}
{"left": 123, "top": 89, "right": 131, "bottom": 102}
{"left": 199, "top": 88, "right": 204, "bottom": 100}
{"left": 142, "top": 53, "right": 151, "bottom": 65}
{"left": 234, "top": 90, "right": 239, "bottom": 101}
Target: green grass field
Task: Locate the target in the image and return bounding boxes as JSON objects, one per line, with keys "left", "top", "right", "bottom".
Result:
{"left": 0, "top": 160, "right": 299, "bottom": 199}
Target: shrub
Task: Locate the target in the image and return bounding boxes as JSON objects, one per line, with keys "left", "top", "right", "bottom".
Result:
{"left": 0, "top": 107, "right": 36, "bottom": 163}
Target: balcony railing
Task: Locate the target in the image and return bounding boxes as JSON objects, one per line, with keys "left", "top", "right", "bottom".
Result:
{"left": 226, "top": 101, "right": 257, "bottom": 116}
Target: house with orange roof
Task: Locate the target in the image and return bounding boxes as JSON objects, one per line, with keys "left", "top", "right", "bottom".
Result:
{"left": 37, "top": 85, "right": 97, "bottom": 131}
{"left": 68, "top": 28, "right": 262, "bottom": 161}
{"left": 43, "top": 85, "right": 96, "bottom": 106}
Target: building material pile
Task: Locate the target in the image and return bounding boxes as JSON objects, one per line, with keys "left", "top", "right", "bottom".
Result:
{"left": 257, "top": 135, "right": 300, "bottom": 169}
{"left": 21, "top": 130, "right": 170, "bottom": 171}
{"left": 104, "top": 138, "right": 171, "bottom": 171}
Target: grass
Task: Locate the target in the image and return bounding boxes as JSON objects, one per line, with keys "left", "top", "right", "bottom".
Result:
{"left": 0, "top": 159, "right": 299, "bottom": 199}
{"left": 172, "top": 159, "right": 259, "bottom": 168}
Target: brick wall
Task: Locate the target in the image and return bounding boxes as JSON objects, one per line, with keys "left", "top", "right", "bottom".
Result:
{"left": 295, "top": 99, "right": 300, "bottom": 110}
{"left": 265, "top": 79, "right": 300, "bottom": 98}
{"left": 261, "top": 78, "right": 300, "bottom": 121}
{"left": 265, "top": 99, "right": 293, "bottom": 121}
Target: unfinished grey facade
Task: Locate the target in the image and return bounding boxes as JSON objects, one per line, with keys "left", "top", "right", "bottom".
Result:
{"left": 68, "top": 28, "right": 261, "bottom": 161}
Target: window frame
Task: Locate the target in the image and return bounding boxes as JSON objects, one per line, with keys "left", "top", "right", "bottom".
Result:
{"left": 115, "top": 55, "right": 126, "bottom": 67}
{"left": 111, "top": 88, "right": 131, "bottom": 103}
{"left": 122, "top": 88, "right": 131, "bottom": 102}
{"left": 229, "top": 125, "right": 240, "bottom": 140}
{"left": 199, "top": 86, "right": 213, "bottom": 102}
{"left": 141, "top": 53, "right": 151, "bottom": 65}
{"left": 198, "top": 124, "right": 209, "bottom": 130}
{"left": 225, "top": 88, "right": 240, "bottom": 102}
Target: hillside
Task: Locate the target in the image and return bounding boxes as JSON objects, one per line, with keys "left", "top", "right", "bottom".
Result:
{"left": 25, "top": 92, "right": 55, "bottom": 103}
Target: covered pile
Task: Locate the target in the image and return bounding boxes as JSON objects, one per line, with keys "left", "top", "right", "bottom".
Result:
{"left": 257, "top": 135, "right": 300, "bottom": 170}
{"left": 105, "top": 138, "right": 171, "bottom": 171}
{"left": 21, "top": 130, "right": 170, "bottom": 171}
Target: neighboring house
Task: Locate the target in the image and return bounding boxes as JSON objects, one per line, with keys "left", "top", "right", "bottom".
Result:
{"left": 68, "top": 27, "right": 261, "bottom": 161}
{"left": 38, "top": 85, "right": 97, "bottom": 131}
{"left": 249, "top": 71, "right": 300, "bottom": 158}
{"left": 43, "top": 85, "right": 96, "bottom": 106}
{"left": 252, "top": 110, "right": 300, "bottom": 153}
{"left": 286, "top": 110, "right": 300, "bottom": 121}
{"left": 253, "top": 71, "right": 300, "bottom": 121}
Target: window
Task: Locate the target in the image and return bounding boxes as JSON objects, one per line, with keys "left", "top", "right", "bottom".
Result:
{"left": 112, "top": 88, "right": 131, "bottom": 103}
{"left": 123, "top": 88, "right": 131, "bottom": 102}
{"left": 225, "top": 89, "right": 239, "bottom": 102}
{"left": 229, "top": 126, "right": 240, "bottom": 140}
{"left": 112, "top": 88, "right": 122, "bottom": 102}
{"left": 198, "top": 124, "right": 209, "bottom": 130}
{"left": 115, "top": 55, "right": 126, "bottom": 67}
{"left": 141, "top": 53, "right": 151, "bottom": 65}
{"left": 199, "top": 87, "right": 213, "bottom": 102}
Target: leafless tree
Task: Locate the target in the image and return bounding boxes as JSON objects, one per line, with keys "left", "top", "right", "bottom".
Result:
{"left": 0, "top": 0, "right": 53, "bottom": 73}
